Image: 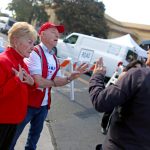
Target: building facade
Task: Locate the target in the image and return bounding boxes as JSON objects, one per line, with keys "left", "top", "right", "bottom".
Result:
{"left": 105, "top": 14, "right": 150, "bottom": 43}
{"left": 46, "top": 7, "right": 150, "bottom": 44}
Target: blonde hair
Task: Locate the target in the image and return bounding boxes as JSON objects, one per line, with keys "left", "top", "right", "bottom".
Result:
{"left": 8, "top": 22, "right": 37, "bottom": 47}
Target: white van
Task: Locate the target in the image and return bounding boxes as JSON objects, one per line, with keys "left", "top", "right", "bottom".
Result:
{"left": 0, "top": 16, "right": 16, "bottom": 34}
{"left": 56, "top": 32, "right": 142, "bottom": 78}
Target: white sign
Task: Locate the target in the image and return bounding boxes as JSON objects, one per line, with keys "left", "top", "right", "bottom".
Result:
{"left": 78, "top": 49, "right": 94, "bottom": 63}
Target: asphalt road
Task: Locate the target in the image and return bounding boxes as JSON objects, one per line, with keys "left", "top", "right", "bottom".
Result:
{"left": 47, "top": 74, "right": 106, "bottom": 150}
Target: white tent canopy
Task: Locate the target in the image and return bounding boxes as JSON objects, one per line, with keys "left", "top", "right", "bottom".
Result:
{"left": 105, "top": 34, "right": 147, "bottom": 58}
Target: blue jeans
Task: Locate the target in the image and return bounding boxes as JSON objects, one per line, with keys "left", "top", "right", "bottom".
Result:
{"left": 10, "top": 106, "right": 48, "bottom": 150}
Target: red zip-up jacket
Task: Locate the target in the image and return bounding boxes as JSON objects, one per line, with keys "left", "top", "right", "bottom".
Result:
{"left": 0, "top": 47, "right": 36, "bottom": 124}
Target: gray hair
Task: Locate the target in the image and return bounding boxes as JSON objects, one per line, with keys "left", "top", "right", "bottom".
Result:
{"left": 8, "top": 22, "right": 37, "bottom": 47}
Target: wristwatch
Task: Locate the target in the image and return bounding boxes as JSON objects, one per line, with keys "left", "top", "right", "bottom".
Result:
{"left": 66, "top": 76, "right": 71, "bottom": 83}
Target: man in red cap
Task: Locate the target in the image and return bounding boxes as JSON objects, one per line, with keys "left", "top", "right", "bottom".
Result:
{"left": 10, "top": 22, "right": 88, "bottom": 150}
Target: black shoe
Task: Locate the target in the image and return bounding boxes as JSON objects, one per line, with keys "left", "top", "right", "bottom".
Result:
{"left": 96, "top": 144, "right": 102, "bottom": 150}
{"left": 101, "top": 127, "right": 107, "bottom": 135}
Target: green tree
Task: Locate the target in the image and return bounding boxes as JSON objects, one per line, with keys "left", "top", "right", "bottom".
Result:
{"left": 7, "top": 0, "right": 49, "bottom": 24}
{"left": 54, "top": 0, "right": 109, "bottom": 38}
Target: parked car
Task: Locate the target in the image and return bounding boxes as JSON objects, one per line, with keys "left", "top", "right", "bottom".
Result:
{"left": 0, "top": 16, "right": 16, "bottom": 34}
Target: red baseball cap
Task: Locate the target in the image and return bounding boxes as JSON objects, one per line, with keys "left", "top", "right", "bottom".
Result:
{"left": 39, "top": 22, "right": 65, "bottom": 35}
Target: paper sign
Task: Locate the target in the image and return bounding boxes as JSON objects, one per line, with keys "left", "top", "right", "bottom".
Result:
{"left": 78, "top": 48, "right": 94, "bottom": 63}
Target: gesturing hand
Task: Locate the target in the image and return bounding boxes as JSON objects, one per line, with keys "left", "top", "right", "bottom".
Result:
{"left": 21, "top": 68, "right": 34, "bottom": 85}
{"left": 69, "top": 63, "right": 89, "bottom": 80}
{"left": 12, "top": 64, "right": 24, "bottom": 81}
{"left": 12, "top": 64, "right": 34, "bottom": 86}
{"left": 93, "top": 57, "right": 106, "bottom": 75}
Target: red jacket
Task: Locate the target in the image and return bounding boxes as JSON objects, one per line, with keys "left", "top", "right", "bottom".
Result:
{"left": 0, "top": 47, "right": 35, "bottom": 124}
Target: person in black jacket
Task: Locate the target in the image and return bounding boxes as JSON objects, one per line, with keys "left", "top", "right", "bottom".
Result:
{"left": 100, "top": 59, "right": 145, "bottom": 135}
{"left": 89, "top": 57, "right": 150, "bottom": 150}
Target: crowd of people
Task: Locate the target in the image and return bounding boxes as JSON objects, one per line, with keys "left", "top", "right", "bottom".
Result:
{"left": 0, "top": 20, "right": 150, "bottom": 150}
{"left": 0, "top": 21, "right": 88, "bottom": 150}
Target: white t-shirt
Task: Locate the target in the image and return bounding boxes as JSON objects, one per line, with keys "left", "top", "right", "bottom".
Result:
{"left": 24, "top": 43, "right": 61, "bottom": 106}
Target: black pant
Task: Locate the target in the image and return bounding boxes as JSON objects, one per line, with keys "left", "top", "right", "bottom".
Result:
{"left": 0, "top": 124, "right": 17, "bottom": 150}
{"left": 96, "top": 144, "right": 102, "bottom": 150}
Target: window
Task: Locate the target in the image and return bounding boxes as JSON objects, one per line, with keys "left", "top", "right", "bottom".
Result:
{"left": 8, "top": 20, "right": 15, "bottom": 26}
{"left": 126, "top": 50, "right": 138, "bottom": 62}
{"left": 66, "top": 35, "right": 78, "bottom": 44}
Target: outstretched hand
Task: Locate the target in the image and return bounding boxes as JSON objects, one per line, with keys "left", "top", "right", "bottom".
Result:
{"left": 93, "top": 57, "right": 106, "bottom": 75}
{"left": 69, "top": 63, "right": 89, "bottom": 80}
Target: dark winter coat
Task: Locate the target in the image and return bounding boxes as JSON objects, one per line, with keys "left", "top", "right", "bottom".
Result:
{"left": 89, "top": 68, "right": 150, "bottom": 150}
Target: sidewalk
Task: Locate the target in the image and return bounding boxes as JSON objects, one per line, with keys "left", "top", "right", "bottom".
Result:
{"left": 15, "top": 121, "right": 54, "bottom": 150}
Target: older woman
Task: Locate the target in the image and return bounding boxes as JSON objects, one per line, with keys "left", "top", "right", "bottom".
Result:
{"left": 0, "top": 22, "right": 37, "bottom": 149}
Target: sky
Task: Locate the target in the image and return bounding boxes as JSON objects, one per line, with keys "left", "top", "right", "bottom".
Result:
{"left": 0, "top": 0, "right": 150, "bottom": 25}
{"left": 101, "top": 0, "right": 150, "bottom": 25}
{"left": 0, "top": 0, "right": 12, "bottom": 16}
